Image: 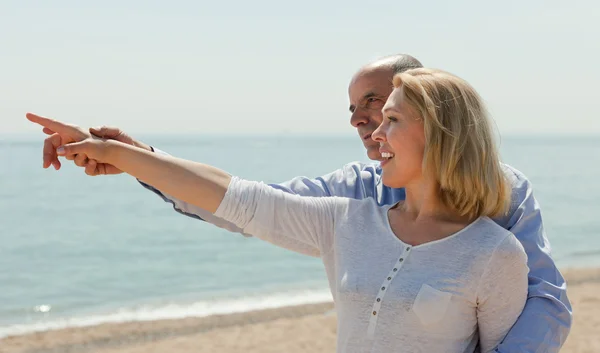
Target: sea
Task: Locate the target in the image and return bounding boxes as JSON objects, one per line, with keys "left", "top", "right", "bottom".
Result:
{"left": 1, "top": 134, "right": 599, "bottom": 338}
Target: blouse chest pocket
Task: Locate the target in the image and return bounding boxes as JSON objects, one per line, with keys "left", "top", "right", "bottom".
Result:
{"left": 411, "top": 284, "right": 452, "bottom": 326}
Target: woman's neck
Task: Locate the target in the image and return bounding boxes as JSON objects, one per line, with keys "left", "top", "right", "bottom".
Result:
{"left": 398, "top": 177, "right": 472, "bottom": 225}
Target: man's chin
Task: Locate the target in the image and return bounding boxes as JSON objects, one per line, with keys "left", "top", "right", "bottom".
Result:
{"left": 366, "top": 148, "right": 383, "bottom": 161}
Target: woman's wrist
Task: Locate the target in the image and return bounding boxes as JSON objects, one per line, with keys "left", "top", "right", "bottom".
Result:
{"left": 105, "top": 139, "right": 128, "bottom": 166}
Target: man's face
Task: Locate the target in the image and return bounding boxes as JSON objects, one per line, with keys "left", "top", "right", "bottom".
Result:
{"left": 348, "top": 68, "right": 394, "bottom": 161}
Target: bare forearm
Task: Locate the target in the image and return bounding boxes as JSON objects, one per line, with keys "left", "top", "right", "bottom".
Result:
{"left": 107, "top": 141, "right": 231, "bottom": 213}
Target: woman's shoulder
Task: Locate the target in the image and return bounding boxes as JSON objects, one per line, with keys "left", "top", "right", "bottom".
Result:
{"left": 345, "top": 197, "right": 394, "bottom": 215}
{"left": 472, "top": 217, "right": 527, "bottom": 261}
{"left": 333, "top": 197, "right": 393, "bottom": 227}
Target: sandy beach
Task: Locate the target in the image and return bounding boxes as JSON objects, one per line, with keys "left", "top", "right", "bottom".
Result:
{"left": 2, "top": 268, "right": 598, "bottom": 353}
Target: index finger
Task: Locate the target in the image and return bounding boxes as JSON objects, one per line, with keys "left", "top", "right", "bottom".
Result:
{"left": 26, "top": 113, "right": 86, "bottom": 139}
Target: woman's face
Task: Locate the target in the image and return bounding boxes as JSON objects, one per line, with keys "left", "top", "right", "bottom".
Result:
{"left": 372, "top": 86, "right": 426, "bottom": 189}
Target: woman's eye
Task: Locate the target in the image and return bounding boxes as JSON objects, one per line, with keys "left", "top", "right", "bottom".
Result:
{"left": 387, "top": 116, "right": 397, "bottom": 122}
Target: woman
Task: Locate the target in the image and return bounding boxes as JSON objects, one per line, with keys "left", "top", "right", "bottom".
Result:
{"left": 28, "top": 68, "right": 528, "bottom": 352}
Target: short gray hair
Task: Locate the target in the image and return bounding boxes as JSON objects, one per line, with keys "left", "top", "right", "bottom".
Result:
{"left": 377, "top": 54, "right": 424, "bottom": 74}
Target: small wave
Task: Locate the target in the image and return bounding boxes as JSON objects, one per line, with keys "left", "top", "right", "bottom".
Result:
{"left": 565, "top": 249, "right": 600, "bottom": 259}
{"left": 0, "top": 288, "right": 333, "bottom": 339}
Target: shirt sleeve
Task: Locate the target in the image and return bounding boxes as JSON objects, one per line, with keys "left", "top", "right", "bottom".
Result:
{"left": 493, "top": 165, "right": 572, "bottom": 352}
{"left": 271, "top": 162, "right": 384, "bottom": 200}
{"left": 476, "top": 233, "right": 529, "bottom": 353}
{"left": 213, "top": 176, "right": 344, "bottom": 256}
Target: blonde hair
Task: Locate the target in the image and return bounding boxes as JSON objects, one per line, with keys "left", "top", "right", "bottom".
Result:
{"left": 393, "top": 68, "right": 510, "bottom": 219}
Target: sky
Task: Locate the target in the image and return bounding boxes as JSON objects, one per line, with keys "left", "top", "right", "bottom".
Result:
{"left": 1, "top": 0, "right": 599, "bottom": 136}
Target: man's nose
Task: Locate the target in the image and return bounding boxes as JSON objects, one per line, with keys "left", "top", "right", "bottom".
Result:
{"left": 350, "top": 109, "right": 369, "bottom": 127}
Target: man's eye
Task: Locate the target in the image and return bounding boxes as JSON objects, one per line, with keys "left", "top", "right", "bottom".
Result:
{"left": 365, "top": 98, "right": 380, "bottom": 109}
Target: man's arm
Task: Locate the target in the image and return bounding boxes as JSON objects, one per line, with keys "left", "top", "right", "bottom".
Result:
{"left": 136, "top": 147, "right": 401, "bottom": 257}
{"left": 493, "top": 164, "right": 572, "bottom": 353}
{"left": 137, "top": 147, "right": 250, "bottom": 234}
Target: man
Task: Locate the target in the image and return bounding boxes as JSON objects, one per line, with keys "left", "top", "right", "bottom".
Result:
{"left": 36, "top": 54, "right": 571, "bottom": 352}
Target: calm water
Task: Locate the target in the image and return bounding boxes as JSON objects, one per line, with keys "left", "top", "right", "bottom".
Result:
{"left": 1, "top": 134, "right": 599, "bottom": 337}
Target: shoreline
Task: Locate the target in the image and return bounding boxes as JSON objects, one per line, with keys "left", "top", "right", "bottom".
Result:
{"left": 0, "top": 303, "right": 336, "bottom": 353}
{"left": 2, "top": 267, "right": 599, "bottom": 353}
{"left": 0, "top": 287, "right": 335, "bottom": 340}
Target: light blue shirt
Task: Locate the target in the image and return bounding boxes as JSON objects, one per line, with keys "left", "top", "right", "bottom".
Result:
{"left": 139, "top": 148, "right": 572, "bottom": 353}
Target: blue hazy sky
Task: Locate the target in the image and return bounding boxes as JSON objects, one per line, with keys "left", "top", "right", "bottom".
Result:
{"left": 2, "top": 0, "right": 598, "bottom": 136}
